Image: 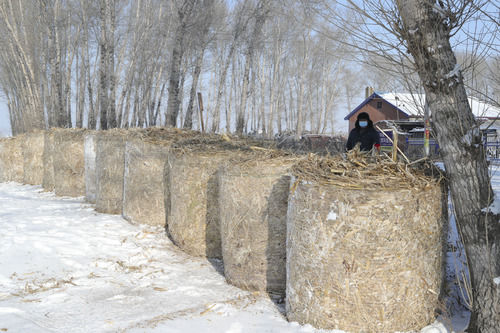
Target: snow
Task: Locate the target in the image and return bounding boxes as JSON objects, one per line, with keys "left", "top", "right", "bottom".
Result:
{"left": 494, "top": 277, "right": 500, "bottom": 286}
{"left": 444, "top": 64, "right": 461, "bottom": 80}
{"left": 1, "top": 164, "right": 499, "bottom": 332}
{"left": 326, "top": 210, "right": 337, "bottom": 221}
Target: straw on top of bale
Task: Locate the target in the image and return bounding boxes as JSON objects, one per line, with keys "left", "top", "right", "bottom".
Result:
{"left": 286, "top": 150, "right": 446, "bottom": 332}
{"left": 291, "top": 148, "right": 444, "bottom": 190}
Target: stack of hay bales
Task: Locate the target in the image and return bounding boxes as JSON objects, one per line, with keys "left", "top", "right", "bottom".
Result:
{"left": 95, "top": 129, "right": 142, "bottom": 214}
{"left": 42, "top": 130, "right": 56, "bottom": 191}
{"left": 22, "top": 130, "right": 45, "bottom": 185}
{"left": 218, "top": 153, "right": 300, "bottom": 297}
{"left": 165, "top": 135, "right": 253, "bottom": 259}
{"left": 0, "top": 136, "right": 24, "bottom": 182}
{"left": 84, "top": 132, "right": 97, "bottom": 203}
{"left": 286, "top": 153, "right": 446, "bottom": 332}
{"left": 53, "top": 129, "right": 87, "bottom": 197}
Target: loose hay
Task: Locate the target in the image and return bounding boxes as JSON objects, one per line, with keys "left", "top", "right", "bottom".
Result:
{"left": 0, "top": 136, "right": 24, "bottom": 182}
{"left": 286, "top": 154, "right": 446, "bottom": 332}
{"left": 84, "top": 132, "right": 97, "bottom": 203}
{"left": 218, "top": 156, "right": 299, "bottom": 297}
{"left": 166, "top": 148, "right": 245, "bottom": 259}
{"left": 122, "top": 138, "right": 170, "bottom": 226}
{"left": 22, "top": 130, "right": 45, "bottom": 185}
{"left": 42, "top": 130, "right": 55, "bottom": 191}
{"left": 95, "top": 129, "right": 132, "bottom": 214}
{"left": 53, "top": 129, "right": 87, "bottom": 197}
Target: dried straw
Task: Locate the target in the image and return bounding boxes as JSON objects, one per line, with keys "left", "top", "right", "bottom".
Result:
{"left": 166, "top": 148, "right": 245, "bottom": 258}
{"left": 122, "top": 138, "right": 170, "bottom": 226}
{"left": 22, "top": 130, "right": 45, "bottom": 185}
{"left": 53, "top": 129, "right": 87, "bottom": 197}
{"left": 84, "top": 132, "right": 97, "bottom": 203}
{"left": 42, "top": 130, "right": 55, "bottom": 191}
{"left": 95, "top": 129, "right": 134, "bottom": 214}
{"left": 218, "top": 155, "right": 300, "bottom": 297}
{"left": 286, "top": 153, "right": 446, "bottom": 332}
{"left": 0, "top": 135, "right": 24, "bottom": 182}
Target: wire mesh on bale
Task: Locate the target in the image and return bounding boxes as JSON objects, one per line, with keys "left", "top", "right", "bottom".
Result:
{"left": 0, "top": 136, "right": 24, "bottom": 182}
{"left": 22, "top": 130, "right": 45, "bottom": 185}
{"left": 122, "top": 137, "right": 170, "bottom": 226}
{"left": 218, "top": 153, "right": 300, "bottom": 298}
{"left": 286, "top": 151, "right": 447, "bottom": 332}
{"left": 42, "top": 130, "right": 55, "bottom": 191}
{"left": 53, "top": 129, "right": 87, "bottom": 197}
{"left": 165, "top": 134, "right": 256, "bottom": 259}
{"left": 84, "top": 132, "right": 97, "bottom": 203}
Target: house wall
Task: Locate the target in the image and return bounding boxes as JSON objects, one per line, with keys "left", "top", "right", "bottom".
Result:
{"left": 348, "top": 98, "right": 410, "bottom": 132}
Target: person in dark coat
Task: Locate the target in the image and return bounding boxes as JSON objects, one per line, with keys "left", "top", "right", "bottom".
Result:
{"left": 346, "top": 112, "right": 381, "bottom": 152}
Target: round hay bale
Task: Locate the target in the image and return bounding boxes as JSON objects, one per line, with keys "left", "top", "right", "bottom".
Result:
{"left": 285, "top": 155, "right": 446, "bottom": 332}
{"left": 122, "top": 138, "right": 170, "bottom": 226}
{"left": 218, "top": 156, "right": 298, "bottom": 296}
{"left": 95, "top": 130, "right": 128, "bottom": 214}
{"left": 0, "top": 136, "right": 24, "bottom": 182}
{"left": 166, "top": 149, "right": 243, "bottom": 259}
{"left": 84, "top": 132, "right": 97, "bottom": 203}
{"left": 22, "top": 130, "right": 45, "bottom": 185}
{"left": 53, "top": 129, "right": 87, "bottom": 197}
{"left": 42, "top": 130, "right": 55, "bottom": 191}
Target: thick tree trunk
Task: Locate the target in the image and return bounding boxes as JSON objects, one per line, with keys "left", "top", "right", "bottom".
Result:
{"left": 398, "top": 1, "right": 500, "bottom": 331}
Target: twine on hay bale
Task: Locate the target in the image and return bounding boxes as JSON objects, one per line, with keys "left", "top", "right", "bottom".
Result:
{"left": 0, "top": 135, "right": 24, "bottom": 182}
{"left": 22, "top": 130, "right": 45, "bottom": 185}
{"left": 286, "top": 153, "right": 446, "bottom": 332}
{"left": 218, "top": 154, "right": 300, "bottom": 297}
{"left": 122, "top": 138, "right": 170, "bottom": 226}
{"left": 84, "top": 132, "right": 97, "bottom": 203}
{"left": 95, "top": 129, "right": 136, "bottom": 214}
{"left": 53, "top": 128, "right": 87, "bottom": 197}
{"left": 42, "top": 130, "right": 55, "bottom": 191}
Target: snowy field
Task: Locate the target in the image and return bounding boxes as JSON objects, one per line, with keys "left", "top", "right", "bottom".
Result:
{"left": 0, "top": 164, "right": 498, "bottom": 333}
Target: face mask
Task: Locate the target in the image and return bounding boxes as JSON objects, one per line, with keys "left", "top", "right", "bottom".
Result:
{"left": 359, "top": 120, "right": 368, "bottom": 128}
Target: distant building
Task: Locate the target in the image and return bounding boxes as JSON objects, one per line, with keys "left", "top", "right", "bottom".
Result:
{"left": 345, "top": 90, "right": 500, "bottom": 159}
{"left": 344, "top": 91, "right": 500, "bottom": 132}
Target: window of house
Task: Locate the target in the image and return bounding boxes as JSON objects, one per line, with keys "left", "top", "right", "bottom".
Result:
{"left": 377, "top": 101, "right": 382, "bottom": 109}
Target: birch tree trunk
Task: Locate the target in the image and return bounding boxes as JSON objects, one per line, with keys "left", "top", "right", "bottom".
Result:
{"left": 165, "top": 0, "right": 196, "bottom": 127}
{"left": 99, "top": 0, "right": 109, "bottom": 130}
{"left": 397, "top": 1, "right": 500, "bottom": 331}
{"left": 236, "top": 0, "right": 269, "bottom": 135}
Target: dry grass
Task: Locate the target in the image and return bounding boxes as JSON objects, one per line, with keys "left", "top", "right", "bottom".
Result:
{"left": 42, "top": 130, "right": 56, "bottom": 191}
{"left": 95, "top": 130, "right": 132, "bottom": 214}
{"left": 84, "top": 132, "right": 97, "bottom": 203}
{"left": 166, "top": 149, "right": 246, "bottom": 259}
{"left": 22, "top": 130, "right": 45, "bottom": 185}
{"left": 0, "top": 135, "right": 24, "bottom": 182}
{"left": 286, "top": 152, "right": 446, "bottom": 332}
{"left": 122, "top": 138, "right": 170, "bottom": 226}
{"left": 218, "top": 155, "right": 301, "bottom": 297}
{"left": 53, "top": 129, "right": 87, "bottom": 197}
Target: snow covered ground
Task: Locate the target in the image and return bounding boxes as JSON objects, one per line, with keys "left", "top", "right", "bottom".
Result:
{"left": 0, "top": 164, "right": 498, "bottom": 333}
